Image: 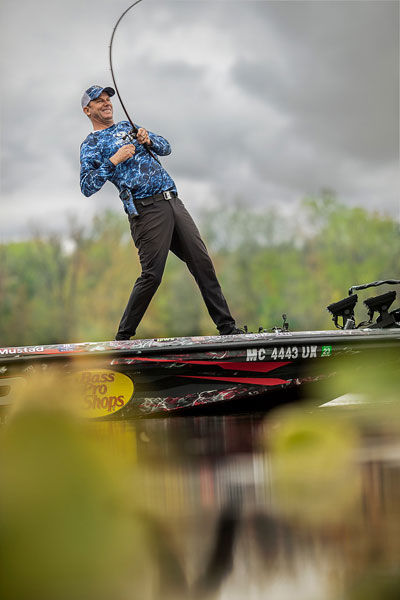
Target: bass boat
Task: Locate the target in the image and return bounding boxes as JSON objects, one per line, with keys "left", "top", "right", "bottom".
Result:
{"left": 1, "top": 279, "right": 399, "bottom": 419}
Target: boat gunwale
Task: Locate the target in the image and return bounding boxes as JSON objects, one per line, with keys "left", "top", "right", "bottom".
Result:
{"left": 0, "top": 328, "right": 399, "bottom": 363}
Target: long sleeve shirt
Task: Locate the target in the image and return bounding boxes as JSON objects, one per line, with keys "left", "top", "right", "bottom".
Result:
{"left": 80, "top": 121, "right": 177, "bottom": 200}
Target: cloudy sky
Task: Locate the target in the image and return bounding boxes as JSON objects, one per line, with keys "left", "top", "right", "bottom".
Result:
{"left": 1, "top": 0, "right": 399, "bottom": 240}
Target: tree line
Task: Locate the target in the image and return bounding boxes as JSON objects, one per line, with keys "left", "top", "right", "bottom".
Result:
{"left": 1, "top": 193, "right": 399, "bottom": 346}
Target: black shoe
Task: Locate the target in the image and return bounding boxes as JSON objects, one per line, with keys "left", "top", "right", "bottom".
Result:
{"left": 115, "top": 334, "right": 132, "bottom": 341}
{"left": 220, "top": 327, "right": 246, "bottom": 336}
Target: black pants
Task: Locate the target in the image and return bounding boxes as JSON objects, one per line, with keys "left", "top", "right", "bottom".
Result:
{"left": 116, "top": 196, "right": 236, "bottom": 338}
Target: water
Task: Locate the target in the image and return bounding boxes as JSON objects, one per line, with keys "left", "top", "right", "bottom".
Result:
{"left": 89, "top": 406, "right": 400, "bottom": 599}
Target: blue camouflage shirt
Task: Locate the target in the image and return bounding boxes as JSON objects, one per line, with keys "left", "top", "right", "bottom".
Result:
{"left": 80, "top": 121, "right": 177, "bottom": 199}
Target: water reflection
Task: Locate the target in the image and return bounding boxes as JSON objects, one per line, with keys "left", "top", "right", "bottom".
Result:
{"left": 2, "top": 395, "right": 400, "bottom": 599}
{"left": 92, "top": 408, "right": 400, "bottom": 599}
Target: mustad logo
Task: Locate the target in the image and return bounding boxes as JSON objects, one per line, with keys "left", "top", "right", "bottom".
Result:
{"left": 0, "top": 346, "right": 44, "bottom": 355}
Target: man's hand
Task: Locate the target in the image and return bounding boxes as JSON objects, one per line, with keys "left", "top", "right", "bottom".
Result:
{"left": 110, "top": 144, "right": 136, "bottom": 166}
{"left": 137, "top": 128, "right": 151, "bottom": 146}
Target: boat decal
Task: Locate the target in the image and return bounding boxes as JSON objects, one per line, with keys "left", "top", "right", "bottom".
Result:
{"left": 73, "top": 369, "right": 134, "bottom": 418}
{"left": 114, "top": 356, "right": 291, "bottom": 372}
{"left": 0, "top": 346, "right": 45, "bottom": 355}
{"left": 321, "top": 345, "right": 333, "bottom": 357}
{"left": 0, "top": 376, "right": 26, "bottom": 405}
{"left": 179, "top": 375, "right": 289, "bottom": 386}
{"left": 253, "top": 346, "right": 318, "bottom": 361}
{"left": 139, "top": 386, "right": 268, "bottom": 414}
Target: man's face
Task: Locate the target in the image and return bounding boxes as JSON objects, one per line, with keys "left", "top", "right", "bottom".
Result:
{"left": 84, "top": 91, "right": 114, "bottom": 127}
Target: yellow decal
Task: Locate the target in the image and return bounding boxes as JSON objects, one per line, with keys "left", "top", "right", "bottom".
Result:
{"left": 74, "top": 370, "right": 134, "bottom": 418}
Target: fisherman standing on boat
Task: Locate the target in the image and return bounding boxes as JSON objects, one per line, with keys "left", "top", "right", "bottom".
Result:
{"left": 80, "top": 85, "right": 242, "bottom": 340}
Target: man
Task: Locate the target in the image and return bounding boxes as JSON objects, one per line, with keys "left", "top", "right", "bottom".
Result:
{"left": 80, "top": 85, "right": 242, "bottom": 340}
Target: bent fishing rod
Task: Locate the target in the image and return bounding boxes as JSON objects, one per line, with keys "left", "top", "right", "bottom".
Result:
{"left": 109, "top": 0, "right": 160, "bottom": 162}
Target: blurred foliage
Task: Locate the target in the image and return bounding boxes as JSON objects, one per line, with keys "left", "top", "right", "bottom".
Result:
{"left": 265, "top": 407, "right": 361, "bottom": 526}
{"left": 0, "top": 392, "right": 144, "bottom": 600}
{"left": 0, "top": 374, "right": 192, "bottom": 600}
{"left": 0, "top": 192, "right": 399, "bottom": 345}
{"left": 345, "top": 571, "right": 400, "bottom": 600}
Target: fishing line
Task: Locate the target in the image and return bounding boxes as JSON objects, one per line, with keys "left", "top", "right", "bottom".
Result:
{"left": 109, "top": 0, "right": 160, "bottom": 162}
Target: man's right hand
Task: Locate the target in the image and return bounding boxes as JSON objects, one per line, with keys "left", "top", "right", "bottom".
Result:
{"left": 110, "top": 144, "right": 136, "bottom": 165}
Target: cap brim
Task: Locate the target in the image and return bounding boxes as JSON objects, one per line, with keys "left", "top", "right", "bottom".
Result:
{"left": 102, "top": 87, "right": 115, "bottom": 97}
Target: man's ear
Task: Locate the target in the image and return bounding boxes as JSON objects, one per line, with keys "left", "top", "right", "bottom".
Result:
{"left": 83, "top": 105, "right": 91, "bottom": 118}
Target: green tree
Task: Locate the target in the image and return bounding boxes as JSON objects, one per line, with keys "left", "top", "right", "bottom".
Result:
{"left": 0, "top": 194, "right": 398, "bottom": 346}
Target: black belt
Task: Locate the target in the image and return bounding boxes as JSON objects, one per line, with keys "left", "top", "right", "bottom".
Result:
{"left": 136, "top": 189, "right": 177, "bottom": 206}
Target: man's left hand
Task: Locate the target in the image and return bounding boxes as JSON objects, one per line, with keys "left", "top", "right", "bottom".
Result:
{"left": 137, "top": 128, "right": 151, "bottom": 145}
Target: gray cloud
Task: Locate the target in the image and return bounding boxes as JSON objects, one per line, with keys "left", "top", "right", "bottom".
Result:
{"left": 1, "top": 0, "right": 398, "bottom": 240}
{"left": 232, "top": 1, "right": 398, "bottom": 163}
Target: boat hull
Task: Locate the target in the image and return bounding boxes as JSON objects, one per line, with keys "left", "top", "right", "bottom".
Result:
{"left": 1, "top": 329, "right": 399, "bottom": 419}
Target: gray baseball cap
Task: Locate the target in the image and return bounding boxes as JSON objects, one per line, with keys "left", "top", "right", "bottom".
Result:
{"left": 81, "top": 85, "right": 115, "bottom": 108}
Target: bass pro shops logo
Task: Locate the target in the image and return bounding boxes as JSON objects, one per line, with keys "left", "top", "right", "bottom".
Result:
{"left": 74, "top": 369, "right": 134, "bottom": 418}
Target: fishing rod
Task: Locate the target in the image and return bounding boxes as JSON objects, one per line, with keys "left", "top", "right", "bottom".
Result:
{"left": 109, "top": 0, "right": 160, "bottom": 162}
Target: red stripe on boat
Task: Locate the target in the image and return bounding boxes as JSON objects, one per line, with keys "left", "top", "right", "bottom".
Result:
{"left": 179, "top": 375, "right": 289, "bottom": 386}
{"left": 126, "top": 357, "right": 291, "bottom": 373}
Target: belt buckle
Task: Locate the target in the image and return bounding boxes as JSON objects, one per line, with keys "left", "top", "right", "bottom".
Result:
{"left": 163, "top": 190, "right": 173, "bottom": 200}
